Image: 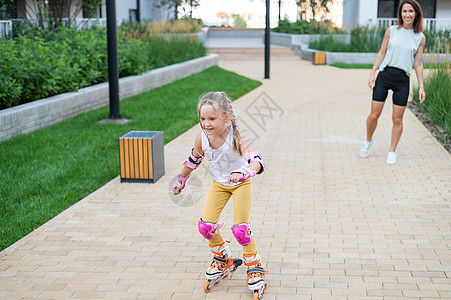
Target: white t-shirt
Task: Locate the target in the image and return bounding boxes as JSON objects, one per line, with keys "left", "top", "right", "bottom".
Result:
{"left": 379, "top": 25, "right": 424, "bottom": 76}
{"left": 202, "top": 127, "right": 248, "bottom": 187}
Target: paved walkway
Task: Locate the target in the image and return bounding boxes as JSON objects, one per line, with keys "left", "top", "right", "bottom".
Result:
{"left": 1, "top": 55, "right": 451, "bottom": 299}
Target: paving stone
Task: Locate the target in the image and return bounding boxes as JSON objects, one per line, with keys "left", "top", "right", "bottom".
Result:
{"left": 1, "top": 58, "right": 450, "bottom": 299}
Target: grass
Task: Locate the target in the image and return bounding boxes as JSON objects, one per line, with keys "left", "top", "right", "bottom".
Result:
{"left": 412, "top": 60, "right": 451, "bottom": 151}
{"left": 331, "top": 63, "right": 374, "bottom": 69}
{"left": 331, "top": 63, "right": 439, "bottom": 69}
{"left": 0, "top": 66, "right": 262, "bottom": 251}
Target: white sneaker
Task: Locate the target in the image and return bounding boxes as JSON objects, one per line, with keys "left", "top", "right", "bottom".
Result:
{"left": 386, "top": 152, "right": 397, "bottom": 165}
{"left": 359, "top": 139, "right": 374, "bottom": 158}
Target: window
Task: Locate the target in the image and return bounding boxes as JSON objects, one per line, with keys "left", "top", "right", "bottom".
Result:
{"left": 378, "top": 0, "right": 436, "bottom": 18}
{"left": 416, "top": 0, "right": 435, "bottom": 18}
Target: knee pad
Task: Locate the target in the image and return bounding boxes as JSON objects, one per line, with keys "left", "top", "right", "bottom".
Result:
{"left": 231, "top": 223, "right": 254, "bottom": 245}
{"left": 198, "top": 219, "right": 223, "bottom": 240}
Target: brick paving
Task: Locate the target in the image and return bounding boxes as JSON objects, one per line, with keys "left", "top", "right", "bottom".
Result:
{"left": 1, "top": 57, "right": 450, "bottom": 299}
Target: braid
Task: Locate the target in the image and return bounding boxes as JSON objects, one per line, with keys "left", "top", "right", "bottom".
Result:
{"left": 228, "top": 101, "right": 243, "bottom": 156}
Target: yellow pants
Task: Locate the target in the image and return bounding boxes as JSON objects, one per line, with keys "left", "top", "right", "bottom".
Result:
{"left": 201, "top": 179, "right": 257, "bottom": 256}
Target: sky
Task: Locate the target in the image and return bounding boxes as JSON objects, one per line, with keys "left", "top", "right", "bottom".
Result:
{"left": 191, "top": 0, "right": 343, "bottom": 28}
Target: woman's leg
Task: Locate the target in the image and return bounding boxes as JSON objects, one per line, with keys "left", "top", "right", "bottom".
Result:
{"left": 366, "top": 100, "right": 385, "bottom": 141}
{"left": 389, "top": 104, "right": 407, "bottom": 152}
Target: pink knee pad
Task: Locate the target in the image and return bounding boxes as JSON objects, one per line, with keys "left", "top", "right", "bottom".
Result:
{"left": 198, "top": 219, "right": 223, "bottom": 240}
{"left": 231, "top": 223, "right": 254, "bottom": 245}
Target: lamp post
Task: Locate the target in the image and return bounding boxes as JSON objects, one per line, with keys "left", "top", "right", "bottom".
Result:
{"left": 264, "top": 0, "right": 270, "bottom": 79}
{"left": 106, "top": 0, "right": 122, "bottom": 119}
{"left": 136, "top": 0, "right": 140, "bottom": 22}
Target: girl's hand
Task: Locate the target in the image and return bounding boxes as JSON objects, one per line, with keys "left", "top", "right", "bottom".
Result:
{"left": 172, "top": 174, "right": 189, "bottom": 195}
{"left": 228, "top": 173, "right": 242, "bottom": 184}
{"left": 172, "top": 179, "right": 183, "bottom": 195}
{"left": 419, "top": 88, "right": 425, "bottom": 104}
{"left": 368, "top": 74, "right": 376, "bottom": 90}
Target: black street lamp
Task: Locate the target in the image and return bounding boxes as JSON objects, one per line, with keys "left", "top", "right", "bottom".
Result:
{"left": 106, "top": 0, "right": 122, "bottom": 119}
{"left": 264, "top": 0, "right": 270, "bottom": 79}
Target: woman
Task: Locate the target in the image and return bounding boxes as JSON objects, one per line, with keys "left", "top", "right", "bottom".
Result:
{"left": 360, "top": 0, "right": 426, "bottom": 164}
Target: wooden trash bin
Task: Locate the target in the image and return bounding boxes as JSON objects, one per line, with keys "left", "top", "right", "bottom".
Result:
{"left": 118, "top": 131, "right": 165, "bottom": 183}
{"left": 313, "top": 51, "right": 326, "bottom": 65}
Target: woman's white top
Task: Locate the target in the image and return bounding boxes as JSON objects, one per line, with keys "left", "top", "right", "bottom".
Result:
{"left": 379, "top": 25, "right": 424, "bottom": 76}
{"left": 202, "top": 127, "right": 248, "bottom": 187}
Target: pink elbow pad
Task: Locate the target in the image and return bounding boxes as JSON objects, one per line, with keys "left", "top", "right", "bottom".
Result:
{"left": 183, "top": 148, "right": 204, "bottom": 170}
{"left": 244, "top": 152, "right": 265, "bottom": 174}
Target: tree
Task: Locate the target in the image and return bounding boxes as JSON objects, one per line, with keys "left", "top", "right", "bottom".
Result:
{"left": 1, "top": 0, "right": 21, "bottom": 19}
{"left": 159, "top": 0, "right": 200, "bottom": 19}
{"left": 232, "top": 14, "right": 246, "bottom": 28}
{"left": 296, "top": 0, "right": 333, "bottom": 21}
{"left": 0, "top": 0, "right": 101, "bottom": 30}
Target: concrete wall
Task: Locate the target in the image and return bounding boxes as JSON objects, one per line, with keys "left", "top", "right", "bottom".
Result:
{"left": 437, "top": 0, "right": 451, "bottom": 18}
{"left": 342, "top": 0, "right": 359, "bottom": 31}
{"left": 0, "top": 54, "right": 218, "bottom": 142}
{"left": 272, "top": 32, "right": 450, "bottom": 66}
{"left": 271, "top": 32, "right": 350, "bottom": 48}
{"left": 358, "top": 0, "right": 378, "bottom": 26}
{"left": 207, "top": 28, "right": 264, "bottom": 38}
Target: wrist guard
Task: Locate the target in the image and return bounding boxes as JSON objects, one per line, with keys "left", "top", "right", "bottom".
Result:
{"left": 231, "top": 167, "right": 257, "bottom": 182}
{"left": 172, "top": 174, "right": 189, "bottom": 193}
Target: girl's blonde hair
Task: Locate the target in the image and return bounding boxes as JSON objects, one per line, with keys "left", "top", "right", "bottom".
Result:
{"left": 198, "top": 92, "right": 243, "bottom": 156}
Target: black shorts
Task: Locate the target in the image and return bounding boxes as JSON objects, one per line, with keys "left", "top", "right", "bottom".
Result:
{"left": 372, "top": 67, "right": 410, "bottom": 107}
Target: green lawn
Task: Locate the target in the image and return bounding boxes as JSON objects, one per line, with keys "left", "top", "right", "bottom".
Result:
{"left": 331, "top": 63, "right": 438, "bottom": 69}
{"left": 0, "top": 66, "right": 262, "bottom": 251}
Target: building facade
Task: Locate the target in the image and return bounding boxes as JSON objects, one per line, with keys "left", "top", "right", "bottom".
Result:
{"left": 342, "top": 0, "right": 451, "bottom": 30}
{"left": 0, "top": 0, "right": 172, "bottom": 24}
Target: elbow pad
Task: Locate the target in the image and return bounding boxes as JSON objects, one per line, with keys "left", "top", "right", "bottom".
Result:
{"left": 244, "top": 152, "right": 265, "bottom": 174}
{"left": 183, "top": 148, "right": 204, "bottom": 170}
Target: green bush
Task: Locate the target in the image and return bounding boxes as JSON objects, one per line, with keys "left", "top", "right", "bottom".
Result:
{"left": 424, "top": 28, "right": 451, "bottom": 53}
{"left": 309, "top": 26, "right": 450, "bottom": 53}
{"left": 272, "top": 18, "right": 343, "bottom": 34}
{"left": 309, "top": 25, "right": 386, "bottom": 52}
{"left": 0, "top": 25, "right": 206, "bottom": 109}
{"left": 413, "top": 61, "right": 451, "bottom": 140}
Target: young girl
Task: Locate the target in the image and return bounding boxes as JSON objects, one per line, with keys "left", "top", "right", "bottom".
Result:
{"left": 172, "top": 92, "right": 267, "bottom": 298}
{"left": 360, "top": 0, "right": 426, "bottom": 164}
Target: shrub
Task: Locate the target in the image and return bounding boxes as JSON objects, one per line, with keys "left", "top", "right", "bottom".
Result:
{"left": 272, "top": 18, "right": 343, "bottom": 34}
{"left": 119, "top": 18, "right": 203, "bottom": 37}
{"left": 424, "top": 28, "right": 451, "bottom": 54}
{"left": 0, "top": 24, "right": 206, "bottom": 109}
{"left": 309, "top": 26, "right": 450, "bottom": 53}
{"left": 309, "top": 25, "right": 385, "bottom": 52}
{"left": 413, "top": 58, "right": 451, "bottom": 141}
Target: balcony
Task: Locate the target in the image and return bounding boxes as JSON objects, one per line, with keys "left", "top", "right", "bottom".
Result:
{"left": 0, "top": 20, "right": 12, "bottom": 38}
{"left": 0, "top": 18, "right": 117, "bottom": 38}
{"left": 376, "top": 18, "right": 451, "bottom": 30}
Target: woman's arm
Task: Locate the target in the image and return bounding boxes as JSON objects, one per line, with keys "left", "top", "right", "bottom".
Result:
{"left": 414, "top": 35, "right": 426, "bottom": 104}
{"left": 369, "top": 27, "right": 391, "bottom": 89}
